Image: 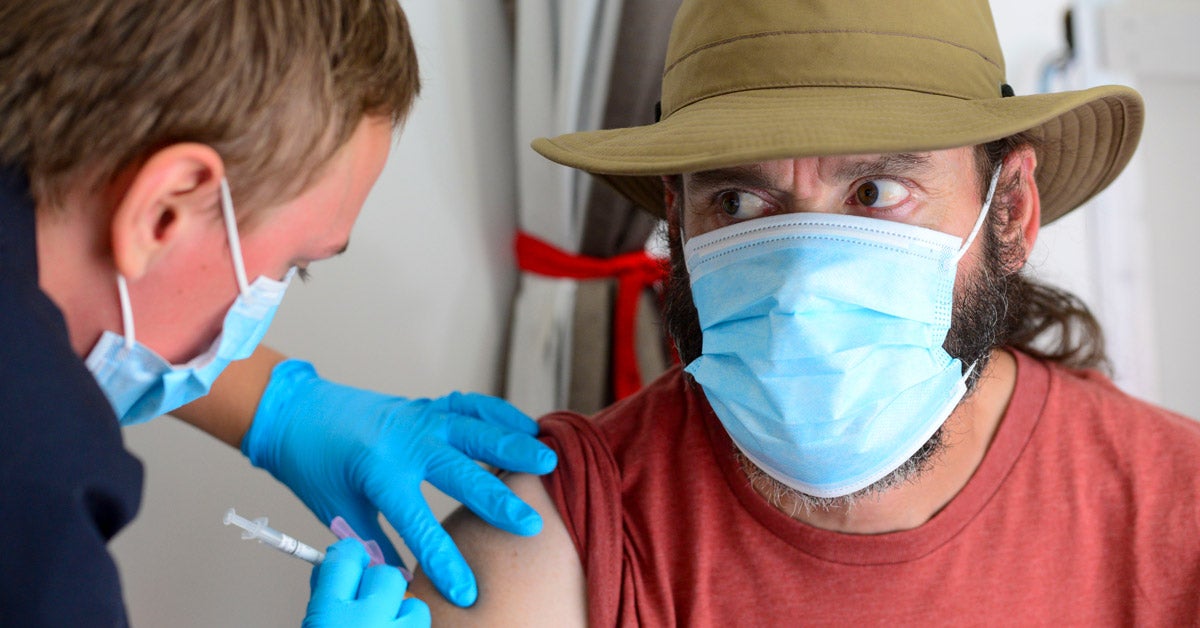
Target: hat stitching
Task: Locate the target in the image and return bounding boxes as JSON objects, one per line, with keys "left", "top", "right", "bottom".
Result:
{"left": 664, "top": 29, "right": 1001, "bottom": 78}
{"left": 1090, "top": 99, "right": 1135, "bottom": 205}
{"left": 667, "top": 83, "right": 985, "bottom": 119}
{"left": 545, "top": 129, "right": 1010, "bottom": 166}
{"left": 1042, "top": 102, "right": 1109, "bottom": 219}
{"left": 558, "top": 102, "right": 1055, "bottom": 160}
{"left": 537, "top": 82, "right": 1142, "bottom": 224}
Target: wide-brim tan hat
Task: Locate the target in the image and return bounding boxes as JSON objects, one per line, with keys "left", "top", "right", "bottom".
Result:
{"left": 533, "top": 0, "right": 1144, "bottom": 225}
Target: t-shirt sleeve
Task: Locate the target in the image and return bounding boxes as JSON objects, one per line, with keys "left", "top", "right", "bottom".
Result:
{"left": 539, "top": 412, "right": 624, "bottom": 627}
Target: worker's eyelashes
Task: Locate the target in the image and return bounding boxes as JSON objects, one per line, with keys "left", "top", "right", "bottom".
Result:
{"left": 296, "top": 267, "right": 312, "bottom": 283}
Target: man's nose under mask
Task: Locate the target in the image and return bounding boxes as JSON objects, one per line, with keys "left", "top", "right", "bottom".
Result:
{"left": 682, "top": 165, "right": 1001, "bottom": 498}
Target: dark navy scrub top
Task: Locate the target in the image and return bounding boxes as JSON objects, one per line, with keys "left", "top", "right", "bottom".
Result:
{"left": 0, "top": 166, "right": 144, "bottom": 626}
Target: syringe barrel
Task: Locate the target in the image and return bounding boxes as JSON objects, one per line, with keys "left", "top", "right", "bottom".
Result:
{"left": 260, "top": 529, "right": 324, "bottom": 564}
{"left": 253, "top": 525, "right": 288, "bottom": 548}
{"left": 224, "top": 508, "right": 325, "bottom": 565}
{"left": 289, "top": 540, "right": 324, "bottom": 564}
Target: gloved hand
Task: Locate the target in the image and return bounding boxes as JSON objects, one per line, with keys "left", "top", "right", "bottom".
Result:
{"left": 242, "top": 359, "right": 558, "bottom": 607}
{"left": 304, "top": 538, "right": 429, "bottom": 627}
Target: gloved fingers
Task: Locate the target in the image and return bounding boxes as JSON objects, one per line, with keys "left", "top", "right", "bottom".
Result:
{"left": 444, "top": 416, "right": 558, "bottom": 475}
{"left": 357, "top": 563, "right": 408, "bottom": 602}
{"left": 412, "top": 529, "right": 476, "bottom": 609}
{"left": 308, "top": 560, "right": 427, "bottom": 628}
{"left": 424, "top": 453, "right": 543, "bottom": 537}
{"left": 444, "top": 392, "right": 539, "bottom": 435}
{"left": 336, "top": 503, "right": 406, "bottom": 568}
{"left": 398, "top": 597, "right": 432, "bottom": 625}
{"left": 309, "top": 538, "right": 370, "bottom": 605}
{"left": 372, "top": 488, "right": 477, "bottom": 608}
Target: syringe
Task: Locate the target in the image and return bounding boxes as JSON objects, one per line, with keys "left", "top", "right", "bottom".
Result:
{"left": 223, "top": 508, "right": 325, "bottom": 565}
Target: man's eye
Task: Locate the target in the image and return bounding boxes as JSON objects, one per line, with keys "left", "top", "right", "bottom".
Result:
{"left": 715, "top": 190, "right": 771, "bottom": 220}
{"left": 853, "top": 179, "right": 909, "bottom": 208}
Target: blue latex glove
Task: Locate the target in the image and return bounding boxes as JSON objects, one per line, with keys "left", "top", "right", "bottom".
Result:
{"left": 242, "top": 359, "right": 558, "bottom": 607}
{"left": 304, "top": 538, "right": 429, "bottom": 627}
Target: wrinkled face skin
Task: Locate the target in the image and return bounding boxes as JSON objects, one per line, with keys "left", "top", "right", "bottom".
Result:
{"left": 663, "top": 147, "right": 1026, "bottom": 511}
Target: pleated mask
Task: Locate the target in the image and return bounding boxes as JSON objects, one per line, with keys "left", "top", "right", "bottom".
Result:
{"left": 684, "top": 165, "right": 1000, "bottom": 497}
{"left": 86, "top": 179, "right": 294, "bottom": 426}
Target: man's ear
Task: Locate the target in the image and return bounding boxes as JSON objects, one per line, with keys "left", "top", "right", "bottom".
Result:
{"left": 998, "top": 145, "right": 1041, "bottom": 270}
{"left": 661, "top": 175, "right": 680, "bottom": 227}
{"left": 109, "top": 143, "right": 225, "bottom": 280}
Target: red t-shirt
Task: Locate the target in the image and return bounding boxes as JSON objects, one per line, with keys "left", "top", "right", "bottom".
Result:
{"left": 540, "top": 351, "right": 1200, "bottom": 626}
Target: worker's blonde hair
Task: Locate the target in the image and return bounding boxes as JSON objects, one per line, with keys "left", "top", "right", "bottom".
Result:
{"left": 0, "top": 0, "right": 420, "bottom": 215}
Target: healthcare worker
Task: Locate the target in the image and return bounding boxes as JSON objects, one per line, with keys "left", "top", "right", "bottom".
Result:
{"left": 0, "top": 1, "right": 555, "bottom": 626}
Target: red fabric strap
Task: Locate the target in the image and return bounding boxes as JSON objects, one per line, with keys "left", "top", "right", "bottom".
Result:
{"left": 515, "top": 232, "right": 668, "bottom": 400}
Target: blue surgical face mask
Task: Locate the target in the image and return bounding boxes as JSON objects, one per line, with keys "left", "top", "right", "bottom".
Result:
{"left": 85, "top": 179, "right": 294, "bottom": 426}
{"left": 682, "top": 165, "right": 1002, "bottom": 498}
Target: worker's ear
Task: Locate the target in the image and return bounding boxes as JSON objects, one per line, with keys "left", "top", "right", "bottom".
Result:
{"left": 999, "top": 145, "right": 1041, "bottom": 271}
{"left": 109, "top": 144, "right": 224, "bottom": 280}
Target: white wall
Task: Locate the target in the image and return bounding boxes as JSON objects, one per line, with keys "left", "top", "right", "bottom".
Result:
{"left": 996, "top": 0, "right": 1200, "bottom": 418}
{"left": 111, "top": 3, "right": 517, "bottom": 626}
{"left": 1139, "top": 74, "right": 1200, "bottom": 418}
{"left": 111, "top": 1, "right": 1198, "bottom": 626}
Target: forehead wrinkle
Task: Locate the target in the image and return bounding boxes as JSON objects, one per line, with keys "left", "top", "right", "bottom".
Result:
{"left": 685, "top": 153, "right": 934, "bottom": 193}
{"left": 830, "top": 153, "right": 934, "bottom": 182}
{"left": 684, "top": 164, "right": 775, "bottom": 196}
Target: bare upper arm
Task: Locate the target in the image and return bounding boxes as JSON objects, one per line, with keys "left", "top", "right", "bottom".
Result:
{"left": 408, "top": 472, "right": 588, "bottom": 627}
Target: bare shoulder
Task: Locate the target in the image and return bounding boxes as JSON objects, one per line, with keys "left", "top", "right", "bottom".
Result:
{"left": 409, "top": 472, "right": 588, "bottom": 627}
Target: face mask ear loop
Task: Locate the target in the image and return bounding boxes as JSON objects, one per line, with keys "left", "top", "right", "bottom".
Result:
{"left": 962, "top": 357, "right": 979, "bottom": 382}
{"left": 677, "top": 205, "right": 690, "bottom": 247}
{"left": 219, "top": 178, "right": 252, "bottom": 298}
{"left": 951, "top": 163, "right": 1002, "bottom": 382}
{"left": 952, "top": 163, "right": 1004, "bottom": 266}
{"left": 115, "top": 275, "right": 136, "bottom": 351}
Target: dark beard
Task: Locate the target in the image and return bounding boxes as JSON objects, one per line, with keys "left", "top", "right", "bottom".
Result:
{"left": 663, "top": 209, "right": 1024, "bottom": 510}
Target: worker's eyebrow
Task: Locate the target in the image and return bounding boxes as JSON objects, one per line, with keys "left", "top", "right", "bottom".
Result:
{"left": 321, "top": 241, "right": 350, "bottom": 260}
{"left": 294, "top": 240, "right": 349, "bottom": 271}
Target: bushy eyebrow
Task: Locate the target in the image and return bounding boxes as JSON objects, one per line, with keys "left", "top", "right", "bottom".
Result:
{"left": 684, "top": 153, "right": 934, "bottom": 196}
{"left": 684, "top": 165, "right": 774, "bottom": 197}
{"left": 833, "top": 153, "right": 933, "bottom": 181}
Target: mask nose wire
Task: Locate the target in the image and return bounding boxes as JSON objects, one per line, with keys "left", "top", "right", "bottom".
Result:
{"left": 952, "top": 163, "right": 1004, "bottom": 265}
{"left": 219, "top": 178, "right": 252, "bottom": 297}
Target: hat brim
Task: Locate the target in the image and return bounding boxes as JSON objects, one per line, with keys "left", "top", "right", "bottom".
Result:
{"left": 533, "top": 85, "right": 1143, "bottom": 225}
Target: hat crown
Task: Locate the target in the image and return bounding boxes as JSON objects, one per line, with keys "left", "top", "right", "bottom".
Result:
{"left": 662, "top": 0, "right": 1007, "bottom": 117}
